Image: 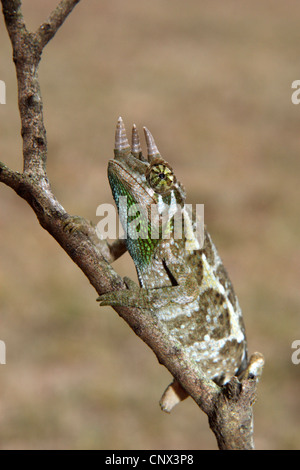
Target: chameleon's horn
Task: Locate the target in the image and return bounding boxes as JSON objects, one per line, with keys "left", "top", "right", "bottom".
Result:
{"left": 143, "top": 127, "right": 161, "bottom": 162}
{"left": 115, "top": 116, "right": 130, "bottom": 154}
{"left": 131, "top": 124, "right": 143, "bottom": 159}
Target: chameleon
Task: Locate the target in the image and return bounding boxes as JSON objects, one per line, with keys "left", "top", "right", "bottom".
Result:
{"left": 97, "top": 117, "right": 249, "bottom": 411}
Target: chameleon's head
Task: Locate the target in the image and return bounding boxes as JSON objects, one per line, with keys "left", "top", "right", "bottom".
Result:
{"left": 108, "top": 116, "right": 186, "bottom": 209}
{"left": 107, "top": 117, "right": 187, "bottom": 265}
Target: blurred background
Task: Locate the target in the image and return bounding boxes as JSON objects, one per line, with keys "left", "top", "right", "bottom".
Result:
{"left": 0, "top": 0, "right": 299, "bottom": 450}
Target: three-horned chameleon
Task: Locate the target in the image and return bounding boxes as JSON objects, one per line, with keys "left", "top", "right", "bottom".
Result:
{"left": 96, "top": 117, "right": 250, "bottom": 411}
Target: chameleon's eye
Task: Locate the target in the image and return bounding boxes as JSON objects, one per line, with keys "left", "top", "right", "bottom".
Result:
{"left": 146, "top": 162, "right": 176, "bottom": 195}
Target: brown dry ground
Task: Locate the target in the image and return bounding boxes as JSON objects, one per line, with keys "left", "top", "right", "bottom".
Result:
{"left": 0, "top": 0, "right": 299, "bottom": 450}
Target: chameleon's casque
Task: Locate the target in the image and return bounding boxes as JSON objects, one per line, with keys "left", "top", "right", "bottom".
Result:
{"left": 99, "top": 117, "right": 248, "bottom": 408}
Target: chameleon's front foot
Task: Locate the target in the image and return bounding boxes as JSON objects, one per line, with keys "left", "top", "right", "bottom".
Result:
{"left": 97, "top": 277, "right": 164, "bottom": 309}
{"left": 97, "top": 277, "right": 144, "bottom": 308}
{"left": 63, "top": 215, "right": 95, "bottom": 236}
{"left": 97, "top": 277, "right": 200, "bottom": 310}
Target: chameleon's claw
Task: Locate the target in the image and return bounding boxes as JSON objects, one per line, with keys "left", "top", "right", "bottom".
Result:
{"left": 97, "top": 286, "right": 189, "bottom": 310}
{"left": 96, "top": 288, "right": 146, "bottom": 308}
{"left": 63, "top": 215, "right": 92, "bottom": 235}
{"left": 97, "top": 276, "right": 161, "bottom": 309}
{"left": 97, "top": 294, "right": 125, "bottom": 307}
{"left": 238, "top": 352, "right": 265, "bottom": 382}
{"left": 97, "top": 276, "right": 141, "bottom": 307}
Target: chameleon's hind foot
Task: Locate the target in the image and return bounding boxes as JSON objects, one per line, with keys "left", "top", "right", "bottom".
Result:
{"left": 239, "top": 352, "right": 265, "bottom": 382}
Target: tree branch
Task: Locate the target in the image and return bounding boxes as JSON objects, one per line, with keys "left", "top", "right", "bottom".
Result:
{"left": 0, "top": 161, "right": 22, "bottom": 191}
{"left": 1, "top": 0, "right": 26, "bottom": 46}
{"left": 0, "top": 0, "right": 263, "bottom": 450}
{"left": 36, "top": 0, "right": 81, "bottom": 50}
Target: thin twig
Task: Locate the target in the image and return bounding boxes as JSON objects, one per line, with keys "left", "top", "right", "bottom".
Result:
{"left": 0, "top": 161, "right": 22, "bottom": 191}
{"left": 1, "top": 0, "right": 26, "bottom": 45}
{"left": 36, "top": 0, "right": 81, "bottom": 51}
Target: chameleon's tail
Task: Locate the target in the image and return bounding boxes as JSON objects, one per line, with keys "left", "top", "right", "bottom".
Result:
{"left": 159, "top": 352, "right": 264, "bottom": 414}
{"left": 159, "top": 380, "right": 189, "bottom": 413}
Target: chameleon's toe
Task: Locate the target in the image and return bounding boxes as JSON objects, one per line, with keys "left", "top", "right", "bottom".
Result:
{"left": 97, "top": 289, "right": 138, "bottom": 308}
{"left": 96, "top": 293, "right": 121, "bottom": 307}
{"left": 63, "top": 215, "right": 90, "bottom": 234}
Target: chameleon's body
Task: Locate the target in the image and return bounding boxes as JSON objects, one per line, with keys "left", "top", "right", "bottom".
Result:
{"left": 98, "top": 117, "right": 248, "bottom": 409}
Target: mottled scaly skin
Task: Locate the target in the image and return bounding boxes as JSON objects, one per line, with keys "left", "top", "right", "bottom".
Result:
{"left": 155, "top": 229, "right": 247, "bottom": 385}
{"left": 98, "top": 118, "right": 248, "bottom": 387}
